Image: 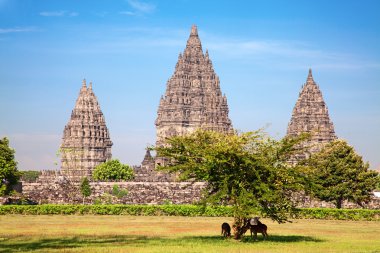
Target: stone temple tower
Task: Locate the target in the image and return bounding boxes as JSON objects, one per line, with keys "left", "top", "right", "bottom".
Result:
{"left": 61, "top": 79, "right": 113, "bottom": 180}
{"left": 155, "top": 25, "right": 233, "bottom": 146}
{"left": 287, "top": 69, "right": 336, "bottom": 158}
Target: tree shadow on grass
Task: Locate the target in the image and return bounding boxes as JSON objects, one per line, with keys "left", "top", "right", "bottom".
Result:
{"left": 179, "top": 235, "right": 323, "bottom": 243}
{"left": 0, "top": 235, "right": 147, "bottom": 253}
{"left": 240, "top": 235, "right": 324, "bottom": 243}
{"left": 0, "top": 234, "right": 323, "bottom": 252}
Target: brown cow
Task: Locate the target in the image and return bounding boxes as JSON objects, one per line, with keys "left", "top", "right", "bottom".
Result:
{"left": 221, "top": 222, "right": 231, "bottom": 238}
{"left": 244, "top": 217, "right": 268, "bottom": 240}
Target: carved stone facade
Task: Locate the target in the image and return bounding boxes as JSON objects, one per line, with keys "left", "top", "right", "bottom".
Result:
{"left": 21, "top": 181, "right": 205, "bottom": 205}
{"left": 155, "top": 25, "right": 233, "bottom": 147}
{"left": 133, "top": 150, "right": 174, "bottom": 182}
{"left": 287, "top": 69, "right": 337, "bottom": 159}
{"left": 60, "top": 79, "right": 113, "bottom": 180}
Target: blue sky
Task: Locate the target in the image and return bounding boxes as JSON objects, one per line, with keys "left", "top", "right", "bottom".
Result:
{"left": 0, "top": 0, "right": 379, "bottom": 171}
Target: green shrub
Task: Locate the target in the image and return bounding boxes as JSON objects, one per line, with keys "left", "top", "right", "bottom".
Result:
{"left": 92, "top": 160, "right": 134, "bottom": 181}
{"left": 20, "top": 170, "right": 40, "bottom": 183}
{"left": 111, "top": 185, "right": 128, "bottom": 199}
{"left": 0, "top": 205, "right": 379, "bottom": 221}
{"left": 297, "top": 208, "right": 380, "bottom": 221}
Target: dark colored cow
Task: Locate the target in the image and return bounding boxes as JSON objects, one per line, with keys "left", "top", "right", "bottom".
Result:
{"left": 244, "top": 217, "right": 268, "bottom": 240}
{"left": 221, "top": 222, "right": 231, "bottom": 237}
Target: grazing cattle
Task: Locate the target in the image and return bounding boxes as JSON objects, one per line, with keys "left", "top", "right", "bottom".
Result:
{"left": 221, "top": 222, "right": 231, "bottom": 238}
{"left": 244, "top": 217, "right": 268, "bottom": 240}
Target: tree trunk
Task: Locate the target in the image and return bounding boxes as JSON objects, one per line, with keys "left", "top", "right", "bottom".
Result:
{"left": 232, "top": 217, "right": 249, "bottom": 240}
{"left": 336, "top": 198, "right": 342, "bottom": 209}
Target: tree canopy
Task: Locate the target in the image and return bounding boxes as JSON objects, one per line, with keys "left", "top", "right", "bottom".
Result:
{"left": 154, "top": 129, "right": 307, "bottom": 239}
{"left": 92, "top": 159, "right": 134, "bottom": 181}
{"left": 0, "top": 137, "right": 21, "bottom": 196}
{"left": 303, "top": 139, "right": 378, "bottom": 208}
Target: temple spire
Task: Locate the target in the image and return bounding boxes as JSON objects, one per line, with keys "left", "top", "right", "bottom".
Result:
{"left": 190, "top": 24, "right": 198, "bottom": 36}
{"left": 141, "top": 149, "right": 154, "bottom": 166}
{"left": 61, "top": 79, "right": 113, "bottom": 180}
{"left": 287, "top": 69, "right": 336, "bottom": 160}
{"left": 184, "top": 24, "right": 203, "bottom": 56}
{"left": 156, "top": 25, "right": 232, "bottom": 147}
{"left": 307, "top": 68, "right": 314, "bottom": 82}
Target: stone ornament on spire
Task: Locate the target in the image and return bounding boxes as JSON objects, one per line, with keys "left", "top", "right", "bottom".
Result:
{"left": 190, "top": 24, "right": 198, "bottom": 36}
{"left": 61, "top": 79, "right": 113, "bottom": 180}
{"left": 307, "top": 68, "right": 314, "bottom": 82}
{"left": 155, "top": 25, "right": 233, "bottom": 147}
{"left": 287, "top": 69, "right": 336, "bottom": 160}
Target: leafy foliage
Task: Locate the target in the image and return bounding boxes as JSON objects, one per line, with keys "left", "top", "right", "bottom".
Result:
{"left": 154, "top": 129, "right": 308, "bottom": 239}
{"left": 111, "top": 184, "right": 128, "bottom": 199}
{"left": 20, "top": 170, "right": 40, "bottom": 183}
{"left": 0, "top": 204, "right": 379, "bottom": 221}
{"left": 93, "top": 185, "right": 129, "bottom": 204}
{"left": 376, "top": 174, "right": 380, "bottom": 191}
{"left": 80, "top": 177, "right": 92, "bottom": 204}
{"left": 92, "top": 159, "right": 134, "bottom": 181}
{"left": 303, "top": 139, "right": 379, "bottom": 208}
{"left": 0, "top": 137, "right": 21, "bottom": 196}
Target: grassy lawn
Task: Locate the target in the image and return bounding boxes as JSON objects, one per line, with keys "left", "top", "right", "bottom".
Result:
{"left": 0, "top": 215, "right": 379, "bottom": 253}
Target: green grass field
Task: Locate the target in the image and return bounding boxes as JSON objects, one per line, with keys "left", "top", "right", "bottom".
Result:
{"left": 0, "top": 215, "right": 379, "bottom": 253}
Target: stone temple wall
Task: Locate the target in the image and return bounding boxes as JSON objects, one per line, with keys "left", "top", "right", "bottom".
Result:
{"left": 21, "top": 180, "right": 205, "bottom": 205}
{"left": 19, "top": 180, "right": 380, "bottom": 208}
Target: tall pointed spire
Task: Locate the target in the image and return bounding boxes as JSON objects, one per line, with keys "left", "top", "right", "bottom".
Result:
{"left": 190, "top": 24, "right": 198, "bottom": 36}
{"left": 61, "top": 80, "right": 113, "bottom": 180}
{"left": 155, "top": 25, "right": 233, "bottom": 146}
{"left": 141, "top": 149, "right": 154, "bottom": 166}
{"left": 287, "top": 70, "right": 336, "bottom": 159}
{"left": 184, "top": 25, "right": 203, "bottom": 60}
{"left": 307, "top": 68, "right": 314, "bottom": 82}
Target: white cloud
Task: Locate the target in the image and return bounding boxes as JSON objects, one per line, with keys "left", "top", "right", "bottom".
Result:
{"left": 39, "top": 11, "right": 66, "bottom": 17}
{"left": 0, "top": 27, "right": 38, "bottom": 34}
{"left": 203, "top": 36, "right": 380, "bottom": 71}
{"left": 207, "top": 39, "right": 328, "bottom": 58}
{"left": 39, "top": 11, "right": 79, "bottom": 17}
{"left": 128, "top": 0, "right": 156, "bottom": 13}
{"left": 119, "top": 11, "right": 136, "bottom": 16}
{"left": 126, "top": 0, "right": 156, "bottom": 15}
{"left": 86, "top": 25, "right": 379, "bottom": 71}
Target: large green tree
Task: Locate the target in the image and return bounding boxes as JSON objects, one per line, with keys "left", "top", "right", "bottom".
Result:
{"left": 154, "top": 129, "right": 307, "bottom": 239}
{"left": 92, "top": 159, "right": 134, "bottom": 181}
{"left": 303, "top": 139, "right": 378, "bottom": 209}
{"left": 0, "top": 137, "right": 21, "bottom": 196}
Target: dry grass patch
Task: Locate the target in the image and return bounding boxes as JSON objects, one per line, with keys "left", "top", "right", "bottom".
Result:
{"left": 0, "top": 215, "right": 379, "bottom": 252}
